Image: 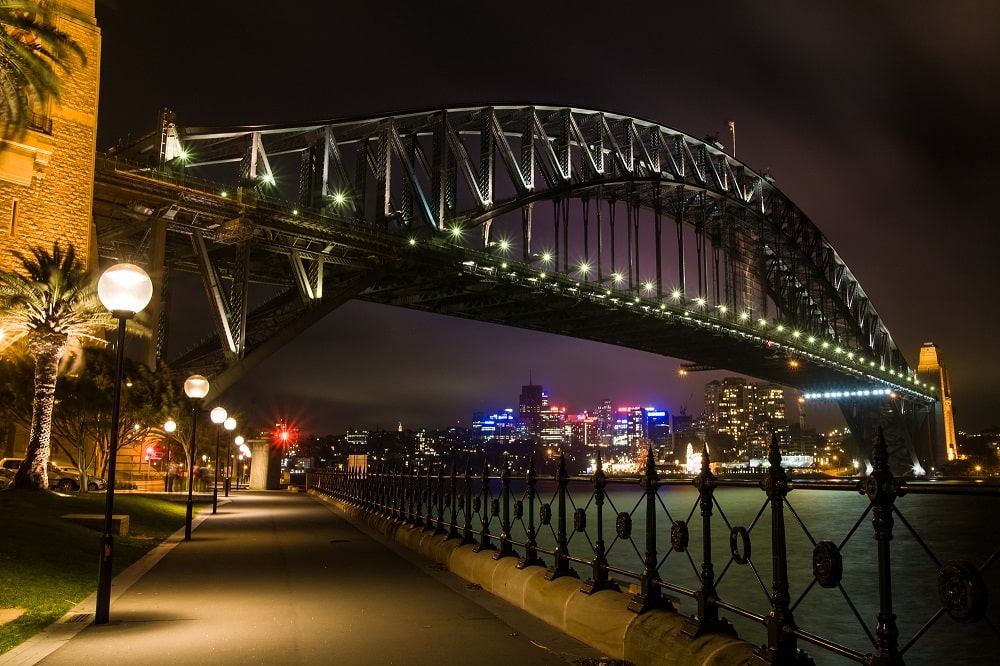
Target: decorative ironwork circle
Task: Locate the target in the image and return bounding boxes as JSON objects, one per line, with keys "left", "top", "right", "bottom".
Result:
{"left": 490, "top": 499, "right": 500, "bottom": 516}
{"left": 730, "top": 526, "right": 751, "bottom": 565}
{"left": 472, "top": 496, "right": 481, "bottom": 513}
{"left": 512, "top": 499, "right": 523, "bottom": 520}
{"left": 812, "top": 541, "right": 843, "bottom": 588}
{"left": 616, "top": 512, "right": 632, "bottom": 539}
{"left": 539, "top": 503, "right": 552, "bottom": 525}
{"left": 574, "top": 508, "right": 587, "bottom": 532}
{"left": 670, "top": 520, "right": 689, "bottom": 552}
{"left": 938, "top": 560, "right": 988, "bottom": 623}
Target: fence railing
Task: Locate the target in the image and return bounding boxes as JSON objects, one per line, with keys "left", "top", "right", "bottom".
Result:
{"left": 308, "top": 430, "right": 999, "bottom": 665}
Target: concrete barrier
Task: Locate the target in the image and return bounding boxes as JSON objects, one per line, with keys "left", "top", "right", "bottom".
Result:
{"left": 60, "top": 513, "right": 129, "bottom": 535}
{"left": 314, "top": 492, "right": 758, "bottom": 666}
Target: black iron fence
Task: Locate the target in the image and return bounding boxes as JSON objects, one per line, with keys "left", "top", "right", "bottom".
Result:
{"left": 309, "top": 431, "right": 998, "bottom": 665}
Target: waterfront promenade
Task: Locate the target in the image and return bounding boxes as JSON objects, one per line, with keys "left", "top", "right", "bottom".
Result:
{"left": 1, "top": 492, "right": 609, "bottom": 666}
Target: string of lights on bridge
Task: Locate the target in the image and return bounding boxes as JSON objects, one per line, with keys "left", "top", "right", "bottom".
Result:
{"left": 405, "top": 228, "right": 935, "bottom": 403}
{"left": 144, "top": 161, "right": 932, "bottom": 405}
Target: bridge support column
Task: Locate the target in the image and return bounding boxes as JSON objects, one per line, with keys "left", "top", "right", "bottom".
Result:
{"left": 248, "top": 438, "right": 280, "bottom": 490}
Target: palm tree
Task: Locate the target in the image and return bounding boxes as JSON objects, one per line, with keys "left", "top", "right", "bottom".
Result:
{"left": 0, "top": 1, "right": 85, "bottom": 137}
{"left": 0, "top": 243, "right": 116, "bottom": 489}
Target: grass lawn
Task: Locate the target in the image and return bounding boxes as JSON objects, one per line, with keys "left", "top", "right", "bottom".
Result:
{"left": 0, "top": 489, "right": 190, "bottom": 654}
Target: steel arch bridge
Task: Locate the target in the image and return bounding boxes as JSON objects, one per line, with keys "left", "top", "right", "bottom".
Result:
{"left": 92, "top": 105, "right": 945, "bottom": 472}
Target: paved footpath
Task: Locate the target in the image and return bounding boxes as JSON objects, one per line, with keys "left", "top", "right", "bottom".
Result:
{"left": 2, "top": 492, "right": 609, "bottom": 666}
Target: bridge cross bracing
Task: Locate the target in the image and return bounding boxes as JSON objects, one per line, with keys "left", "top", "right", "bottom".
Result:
{"left": 92, "top": 105, "right": 941, "bottom": 466}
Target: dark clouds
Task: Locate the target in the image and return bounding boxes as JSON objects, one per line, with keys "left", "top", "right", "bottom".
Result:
{"left": 95, "top": 1, "right": 1000, "bottom": 434}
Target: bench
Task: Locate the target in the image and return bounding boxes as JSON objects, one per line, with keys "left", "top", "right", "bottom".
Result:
{"left": 60, "top": 514, "right": 130, "bottom": 536}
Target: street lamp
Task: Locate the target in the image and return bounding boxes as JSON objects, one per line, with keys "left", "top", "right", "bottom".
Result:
{"left": 231, "top": 435, "right": 245, "bottom": 492}
{"left": 183, "top": 374, "right": 210, "bottom": 540}
{"left": 209, "top": 407, "right": 231, "bottom": 514}
{"left": 222, "top": 417, "right": 236, "bottom": 496}
{"left": 95, "top": 262, "right": 153, "bottom": 626}
{"left": 163, "top": 418, "right": 177, "bottom": 492}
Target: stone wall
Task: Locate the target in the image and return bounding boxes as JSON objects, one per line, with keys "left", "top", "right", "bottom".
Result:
{"left": 0, "top": 0, "right": 100, "bottom": 273}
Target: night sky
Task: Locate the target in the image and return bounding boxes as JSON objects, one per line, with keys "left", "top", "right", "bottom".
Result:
{"left": 93, "top": 1, "right": 1000, "bottom": 436}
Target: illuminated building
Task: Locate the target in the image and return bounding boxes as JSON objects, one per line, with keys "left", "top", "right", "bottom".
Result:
{"left": 705, "top": 378, "right": 787, "bottom": 460}
{"left": 519, "top": 384, "right": 545, "bottom": 435}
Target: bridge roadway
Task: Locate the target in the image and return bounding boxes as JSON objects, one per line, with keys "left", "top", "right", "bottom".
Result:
{"left": 3, "top": 492, "right": 608, "bottom": 666}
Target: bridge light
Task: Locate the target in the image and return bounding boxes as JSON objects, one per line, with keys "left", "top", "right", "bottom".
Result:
{"left": 807, "top": 336, "right": 816, "bottom": 344}
{"left": 670, "top": 289, "right": 681, "bottom": 300}
{"left": 758, "top": 318, "right": 767, "bottom": 326}
{"left": 847, "top": 352, "right": 855, "bottom": 360}
{"left": 739, "top": 311, "right": 750, "bottom": 321}
{"left": 408, "top": 237, "right": 417, "bottom": 246}
{"left": 821, "top": 341, "right": 830, "bottom": 349}
{"left": 611, "top": 272, "right": 624, "bottom": 284}
{"left": 220, "top": 191, "right": 228, "bottom": 198}
{"left": 450, "top": 226, "right": 463, "bottom": 238}
{"left": 501, "top": 262, "right": 508, "bottom": 269}
{"left": 540, "top": 251, "right": 553, "bottom": 264}
{"left": 717, "top": 304, "right": 728, "bottom": 314}
{"left": 792, "top": 330, "right": 801, "bottom": 338}
{"left": 642, "top": 281, "right": 655, "bottom": 293}
{"left": 332, "top": 192, "right": 347, "bottom": 205}
{"left": 694, "top": 297, "right": 706, "bottom": 307}
{"left": 578, "top": 261, "right": 591, "bottom": 275}
{"left": 260, "top": 173, "right": 275, "bottom": 186}
{"left": 776, "top": 324, "right": 784, "bottom": 332}
{"left": 539, "top": 272, "right": 547, "bottom": 279}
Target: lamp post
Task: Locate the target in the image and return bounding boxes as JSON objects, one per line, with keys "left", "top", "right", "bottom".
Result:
{"left": 209, "top": 407, "right": 227, "bottom": 514}
{"left": 222, "top": 418, "right": 236, "bottom": 496}
{"left": 95, "top": 262, "right": 153, "bottom": 626}
{"left": 183, "top": 375, "right": 210, "bottom": 540}
{"left": 229, "top": 434, "right": 244, "bottom": 494}
{"left": 163, "top": 418, "right": 177, "bottom": 492}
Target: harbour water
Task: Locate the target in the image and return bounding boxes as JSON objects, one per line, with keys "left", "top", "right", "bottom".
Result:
{"left": 498, "top": 479, "right": 999, "bottom": 665}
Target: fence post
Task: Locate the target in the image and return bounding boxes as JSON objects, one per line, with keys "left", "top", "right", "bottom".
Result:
{"left": 753, "top": 432, "right": 809, "bottom": 664}
{"left": 461, "top": 460, "right": 477, "bottom": 546}
{"left": 628, "top": 446, "right": 664, "bottom": 613}
{"left": 684, "top": 445, "right": 734, "bottom": 637}
{"left": 433, "top": 463, "right": 447, "bottom": 535}
{"left": 475, "top": 462, "right": 497, "bottom": 553}
{"left": 860, "top": 427, "right": 905, "bottom": 666}
{"left": 413, "top": 466, "right": 425, "bottom": 528}
{"left": 518, "top": 457, "right": 545, "bottom": 569}
{"left": 494, "top": 455, "right": 517, "bottom": 559}
{"left": 545, "top": 453, "right": 578, "bottom": 580}
{"left": 582, "top": 451, "right": 619, "bottom": 593}
{"left": 448, "top": 462, "right": 461, "bottom": 540}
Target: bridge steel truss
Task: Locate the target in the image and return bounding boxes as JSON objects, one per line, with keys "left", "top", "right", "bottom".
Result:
{"left": 92, "top": 105, "right": 942, "bottom": 472}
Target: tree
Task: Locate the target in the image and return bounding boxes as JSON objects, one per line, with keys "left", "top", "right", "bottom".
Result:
{"left": 0, "top": 243, "right": 118, "bottom": 489}
{"left": 0, "top": 1, "right": 85, "bottom": 137}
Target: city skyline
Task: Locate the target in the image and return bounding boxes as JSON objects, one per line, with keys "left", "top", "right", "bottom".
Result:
{"left": 94, "top": 2, "right": 1000, "bottom": 437}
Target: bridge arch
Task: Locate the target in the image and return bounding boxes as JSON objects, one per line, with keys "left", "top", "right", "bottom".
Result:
{"left": 95, "top": 105, "right": 940, "bottom": 471}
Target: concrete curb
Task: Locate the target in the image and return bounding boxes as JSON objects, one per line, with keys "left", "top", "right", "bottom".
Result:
{"left": 315, "top": 493, "right": 758, "bottom": 666}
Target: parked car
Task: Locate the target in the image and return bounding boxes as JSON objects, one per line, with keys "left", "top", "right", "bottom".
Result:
{"left": 0, "top": 458, "right": 106, "bottom": 492}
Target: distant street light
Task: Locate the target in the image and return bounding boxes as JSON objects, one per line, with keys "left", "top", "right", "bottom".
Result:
{"left": 95, "top": 262, "right": 153, "bottom": 626}
{"left": 231, "top": 435, "right": 245, "bottom": 492}
{"left": 183, "top": 374, "right": 210, "bottom": 540}
{"left": 209, "top": 406, "right": 227, "bottom": 514}
{"left": 163, "top": 418, "right": 177, "bottom": 492}
{"left": 222, "top": 418, "right": 236, "bottom": 496}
